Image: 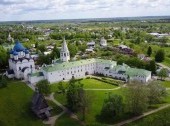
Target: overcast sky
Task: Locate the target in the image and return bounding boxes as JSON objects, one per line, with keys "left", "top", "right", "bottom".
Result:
{"left": 0, "top": 0, "right": 170, "bottom": 21}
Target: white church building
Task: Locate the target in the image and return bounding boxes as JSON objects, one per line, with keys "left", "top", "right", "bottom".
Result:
{"left": 6, "top": 40, "right": 151, "bottom": 84}
{"left": 6, "top": 41, "right": 35, "bottom": 81}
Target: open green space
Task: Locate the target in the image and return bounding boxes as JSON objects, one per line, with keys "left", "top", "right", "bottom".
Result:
{"left": 125, "top": 106, "right": 170, "bottom": 126}
{"left": 55, "top": 114, "right": 80, "bottom": 126}
{"left": 80, "top": 78, "right": 118, "bottom": 89}
{"left": 50, "top": 78, "right": 118, "bottom": 93}
{"left": 0, "top": 80, "right": 44, "bottom": 126}
{"left": 47, "top": 100, "right": 63, "bottom": 116}
{"left": 52, "top": 78, "right": 170, "bottom": 125}
{"left": 161, "top": 81, "right": 170, "bottom": 88}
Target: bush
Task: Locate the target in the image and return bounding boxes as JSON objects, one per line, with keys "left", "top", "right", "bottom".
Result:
{"left": 91, "top": 77, "right": 119, "bottom": 86}
{"left": 0, "top": 77, "right": 7, "bottom": 88}
{"left": 36, "top": 80, "right": 51, "bottom": 95}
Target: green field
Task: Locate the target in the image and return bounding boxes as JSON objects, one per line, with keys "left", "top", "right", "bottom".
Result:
{"left": 52, "top": 78, "right": 119, "bottom": 106}
{"left": 126, "top": 106, "right": 170, "bottom": 126}
{"left": 0, "top": 80, "right": 44, "bottom": 126}
{"left": 52, "top": 78, "right": 170, "bottom": 125}
{"left": 161, "top": 81, "right": 170, "bottom": 88}
{"left": 50, "top": 78, "right": 118, "bottom": 92}
{"left": 51, "top": 78, "right": 125, "bottom": 125}
{"left": 55, "top": 114, "right": 80, "bottom": 126}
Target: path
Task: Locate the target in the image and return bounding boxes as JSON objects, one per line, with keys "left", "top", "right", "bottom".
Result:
{"left": 44, "top": 93, "right": 83, "bottom": 126}
{"left": 84, "top": 87, "right": 121, "bottom": 91}
{"left": 157, "top": 63, "right": 170, "bottom": 71}
{"left": 112, "top": 104, "right": 170, "bottom": 126}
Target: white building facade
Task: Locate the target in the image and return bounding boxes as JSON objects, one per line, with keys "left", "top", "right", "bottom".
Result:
{"left": 6, "top": 40, "right": 151, "bottom": 85}
{"left": 6, "top": 41, "right": 35, "bottom": 81}
{"left": 28, "top": 39, "right": 151, "bottom": 84}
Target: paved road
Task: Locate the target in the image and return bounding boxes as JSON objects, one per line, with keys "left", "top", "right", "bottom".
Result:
{"left": 44, "top": 93, "right": 84, "bottom": 126}
{"left": 157, "top": 63, "right": 170, "bottom": 71}
{"left": 84, "top": 87, "right": 121, "bottom": 91}
{"left": 112, "top": 104, "right": 170, "bottom": 126}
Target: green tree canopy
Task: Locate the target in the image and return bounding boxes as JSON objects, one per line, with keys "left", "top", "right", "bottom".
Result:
{"left": 100, "top": 93, "right": 123, "bottom": 119}
{"left": 155, "top": 49, "right": 165, "bottom": 62}
{"left": 125, "top": 82, "right": 149, "bottom": 115}
{"left": 147, "top": 46, "right": 152, "bottom": 57}
{"left": 36, "top": 80, "right": 51, "bottom": 95}
{"left": 158, "top": 68, "right": 168, "bottom": 80}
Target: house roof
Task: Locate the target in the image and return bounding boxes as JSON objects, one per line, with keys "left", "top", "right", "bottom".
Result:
{"left": 43, "top": 58, "right": 117, "bottom": 72}
{"left": 126, "top": 68, "right": 151, "bottom": 77}
{"left": 31, "top": 92, "right": 49, "bottom": 112}
{"left": 30, "top": 72, "right": 44, "bottom": 77}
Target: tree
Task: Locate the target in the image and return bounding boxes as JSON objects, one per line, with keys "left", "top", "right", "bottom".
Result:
{"left": 38, "top": 44, "right": 46, "bottom": 53}
{"left": 100, "top": 93, "right": 123, "bottom": 119}
{"left": 36, "top": 80, "right": 51, "bottom": 95}
{"left": 68, "top": 44, "right": 78, "bottom": 57}
{"left": 155, "top": 49, "right": 165, "bottom": 62}
{"left": 0, "top": 46, "right": 8, "bottom": 68}
{"left": 160, "top": 37, "right": 169, "bottom": 45}
{"left": 147, "top": 46, "right": 152, "bottom": 57}
{"left": 125, "top": 82, "right": 149, "bottom": 115}
{"left": 57, "top": 82, "right": 65, "bottom": 94}
{"left": 50, "top": 45, "right": 60, "bottom": 59}
{"left": 66, "top": 79, "right": 88, "bottom": 120}
{"left": 158, "top": 68, "right": 168, "bottom": 80}
{"left": 35, "top": 41, "right": 39, "bottom": 48}
{"left": 147, "top": 81, "right": 167, "bottom": 104}
{"left": 0, "top": 77, "right": 7, "bottom": 88}
{"left": 149, "top": 60, "right": 156, "bottom": 74}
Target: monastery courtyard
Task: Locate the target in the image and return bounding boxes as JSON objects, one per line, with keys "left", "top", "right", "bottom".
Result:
{"left": 1, "top": 77, "right": 170, "bottom": 126}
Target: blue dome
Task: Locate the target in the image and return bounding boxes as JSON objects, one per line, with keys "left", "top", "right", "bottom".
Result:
{"left": 13, "top": 51, "right": 18, "bottom": 56}
{"left": 25, "top": 50, "right": 29, "bottom": 54}
{"left": 13, "top": 41, "right": 25, "bottom": 52}
{"left": 9, "top": 50, "right": 14, "bottom": 54}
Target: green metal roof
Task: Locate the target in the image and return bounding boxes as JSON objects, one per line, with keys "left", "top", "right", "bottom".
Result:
{"left": 43, "top": 58, "right": 117, "bottom": 72}
{"left": 126, "top": 68, "right": 151, "bottom": 77}
{"left": 30, "top": 72, "right": 44, "bottom": 77}
{"left": 111, "top": 64, "right": 151, "bottom": 77}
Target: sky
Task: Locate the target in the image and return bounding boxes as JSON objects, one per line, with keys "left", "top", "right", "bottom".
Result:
{"left": 0, "top": 0, "right": 170, "bottom": 21}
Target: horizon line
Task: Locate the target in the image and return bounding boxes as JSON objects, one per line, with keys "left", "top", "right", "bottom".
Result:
{"left": 0, "top": 15, "right": 170, "bottom": 23}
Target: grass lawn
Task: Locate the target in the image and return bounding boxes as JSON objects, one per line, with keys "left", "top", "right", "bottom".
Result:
{"left": 52, "top": 78, "right": 119, "bottom": 106}
{"left": 52, "top": 78, "right": 170, "bottom": 125}
{"left": 80, "top": 79, "right": 118, "bottom": 89}
{"left": 0, "top": 80, "right": 45, "bottom": 126}
{"left": 160, "top": 80, "right": 170, "bottom": 88}
{"left": 55, "top": 114, "right": 80, "bottom": 126}
{"left": 54, "top": 88, "right": 125, "bottom": 125}
{"left": 50, "top": 78, "right": 118, "bottom": 93}
{"left": 81, "top": 89, "right": 125, "bottom": 125}
{"left": 47, "top": 100, "right": 63, "bottom": 116}
{"left": 162, "top": 57, "right": 170, "bottom": 67}
{"left": 125, "top": 106, "right": 170, "bottom": 126}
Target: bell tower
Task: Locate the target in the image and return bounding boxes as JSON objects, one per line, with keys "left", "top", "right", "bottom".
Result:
{"left": 60, "top": 38, "right": 70, "bottom": 62}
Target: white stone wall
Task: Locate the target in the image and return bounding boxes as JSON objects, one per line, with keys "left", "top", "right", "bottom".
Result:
{"left": 28, "top": 76, "right": 45, "bottom": 85}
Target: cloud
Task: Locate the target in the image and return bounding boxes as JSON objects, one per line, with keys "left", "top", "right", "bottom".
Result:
{"left": 0, "top": 0, "right": 170, "bottom": 21}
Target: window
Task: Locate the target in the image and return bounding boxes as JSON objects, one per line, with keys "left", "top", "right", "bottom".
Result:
{"left": 30, "top": 65, "right": 32, "bottom": 68}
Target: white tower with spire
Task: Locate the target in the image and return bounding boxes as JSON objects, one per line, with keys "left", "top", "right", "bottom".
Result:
{"left": 7, "top": 33, "right": 14, "bottom": 43}
{"left": 60, "top": 38, "right": 70, "bottom": 62}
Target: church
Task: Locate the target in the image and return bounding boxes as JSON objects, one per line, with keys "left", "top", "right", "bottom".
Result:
{"left": 6, "top": 39, "right": 151, "bottom": 85}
